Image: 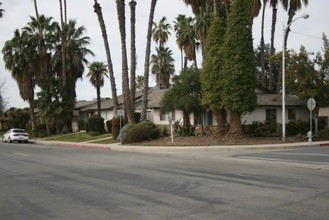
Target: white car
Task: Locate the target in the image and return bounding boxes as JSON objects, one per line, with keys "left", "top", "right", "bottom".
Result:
{"left": 2, "top": 128, "right": 29, "bottom": 143}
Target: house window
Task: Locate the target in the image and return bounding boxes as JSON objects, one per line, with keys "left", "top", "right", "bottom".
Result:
{"left": 266, "top": 109, "right": 276, "bottom": 122}
{"left": 288, "top": 109, "right": 296, "bottom": 120}
{"left": 160, "top": 111, "right": 175, "bottom": 121}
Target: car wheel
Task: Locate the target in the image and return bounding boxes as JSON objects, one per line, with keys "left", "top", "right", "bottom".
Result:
{"left": 8, "top": 137, "right": 12, "bottom": 143}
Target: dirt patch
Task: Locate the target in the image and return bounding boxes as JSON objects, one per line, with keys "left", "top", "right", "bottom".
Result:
{"left": 133, "top": 135, "right": 305, "bottom": 146}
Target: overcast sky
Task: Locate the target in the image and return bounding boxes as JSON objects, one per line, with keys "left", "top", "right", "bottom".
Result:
{"left": 0, "top": 0, "right": 327, "bottom": 109}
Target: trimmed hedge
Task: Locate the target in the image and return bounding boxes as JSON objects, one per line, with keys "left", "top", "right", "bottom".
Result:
{"left": 88, "top": 116, "right": 105, "bottom": 134}
{"left": 121, "top": 121, "right": 160, "bottom": 144}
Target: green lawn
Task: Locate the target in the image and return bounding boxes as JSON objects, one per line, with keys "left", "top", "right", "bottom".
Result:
{"left": 43, "top": 132, "right": 115, "bottom": 143}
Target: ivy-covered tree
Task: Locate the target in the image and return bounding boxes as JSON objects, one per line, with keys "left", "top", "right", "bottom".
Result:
{"left": 221, "top": 0, "right": 257, "bottom": 138}
{"left": 201, "top": 16, "right": 227, "bottom": 135}
{"left": 160, "top": 66, "right": 201, "bottom": 127}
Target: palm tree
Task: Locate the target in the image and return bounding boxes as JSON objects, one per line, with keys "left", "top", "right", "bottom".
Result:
{"left": 116, "top": 0, "right": 133, "bottom": 124}
{"left": 140, "top": 0, "right": 157, "bottom": 121}
{"left": 284, "top": 0, "right": 309, "bottom": 47}
{"left": 136, "top": 75, "right": 144, "bottom": 91}
{"left": 87, "top": 61, "right": 108, "bottom": 116}
{"left": 52, "top": 20, "right": 94, "bottom": 131}
{"left": 32, "top": 0, "right": 39, "bottom": 18}
{"left": 2, "top": 30, "right": 37, "bottom": 131}
{"left": 129, "top": 0, "right": 137, "bottom": 117}
{"left": 259, "top": 0, "right": 268, "bottom": 88}
{"left": 151, "top": 46, "right": 175, "bottom": 89}
{"left": 174, "top": 15, "right": 197, "bottom": 69}
{"left": 152, "top": 16, "right": 171, "bottom": 47}
{"left": 93, "top": 0, "right": 119, "bottom": 117}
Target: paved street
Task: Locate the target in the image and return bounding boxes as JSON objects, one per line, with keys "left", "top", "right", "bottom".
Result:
{"left": 0, "top": 142, "right": 329, "bottom": 219}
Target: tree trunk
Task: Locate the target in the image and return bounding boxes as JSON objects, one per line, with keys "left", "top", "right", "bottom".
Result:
{"left": 260, "top": 2, "right": 266, "bottom": 88}
{"left": 227, "top": 111, "right": 244, "bottom": 138}
{"left": 33, "top": 0, "right": 39, "bottom": 18}
{"left": 93, "top": 0, "right": 119, "bottom": 117}
{"left": 214, "top": 108, "right": 226, "bottom": 136}
{"left": 97, "top": 85, "right": 101, "bottom": 116}
{"left": 28, "top": 98, "right": 36, "bottom": 135}
{"left": 269, "top": 7, "right": 277, "bottom": 92}
{"left": 141, "top": 0, "right": 157, "bottom": 121}
{"left": 116, "top": 0, "right": 133, "bottom": 124}
{"left": 129, "top": 0, "right": 137, "bottom": 120}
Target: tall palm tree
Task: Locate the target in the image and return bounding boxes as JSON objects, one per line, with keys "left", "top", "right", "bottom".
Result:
{"left": 93, "top": 0, "right": 119, "bottom": 117}
{"left": 32, "top": 0, "right": 39, "bottom": 18}
{"left": 129, "top": 0, "right": 137, "bottom": 117}
{"left": 284, "top": 0, "right": 309, "bottom": 47}
{"left": 2, "top": 30, "right": 36, "bottom": 131}
{"left": 152, "top": 16, "right": 171, "bottom": 47}
{"left": 53, "top": 20, "right": 94, "bottom": 131}
{"left": 87, "top": 61, "right": 108, "bottom": 116}
{"left": 259, "top": 0, "right": 268, "bottom": 88}
{"left": 151, "top": 46, "right": 175, "bottom": 89}
{"left": 116, "top": 0, "right": 133, "bottom": 123}
{"left": 58, "top": 0, "right": 67, "bottom": 109}
{"left": 140, "top": 0, "right": 157, "bottom": 121}
{"left": 174, "top": 15, "right": 197, "bottom": 69}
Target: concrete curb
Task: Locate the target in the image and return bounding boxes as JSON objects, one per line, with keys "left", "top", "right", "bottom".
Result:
{"left": 31, "top": 139, "right": 329, "bottom": 153}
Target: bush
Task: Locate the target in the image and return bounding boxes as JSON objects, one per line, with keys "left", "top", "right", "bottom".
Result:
{"left": 88, "top": 116, "right": 105, "bottom": 134}
{"left": 243, "top": 120, "right": 278, "bottom": 137}
{"left": 121, "top": 121, "right": 160, "bottom": 144}
{"left": 106, "top": 119, "right": 112, "bottom": 133}
{"left": 314, "top": 128, "right": 329, "bottom": 141}
{"left": 286, "top": 118, "right": 309, "bottom": 136}
{"left": 78, "top": 120, "right": 85, "bottom": 131}
{"left": 112, "top": 117, "right": 120, "bottom": 140}
{"left": 85, "top": 121, "right": 89, "bottom": 133}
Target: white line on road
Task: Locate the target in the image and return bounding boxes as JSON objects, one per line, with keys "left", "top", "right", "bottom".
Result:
{"left": 13, "top": 153, "right": 31, "bottom": 157}
{"left": 268, "top": 152, "right": 329, "bottom": 157}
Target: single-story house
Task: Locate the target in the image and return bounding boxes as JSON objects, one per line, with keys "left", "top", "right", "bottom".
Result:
{"left": 74, "top": 87, "right": 312, "bottom": 129}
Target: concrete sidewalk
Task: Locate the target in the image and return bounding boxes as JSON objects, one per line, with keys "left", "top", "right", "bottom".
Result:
{"left": 31, "top": 139, "right": 329, "bottom": 153}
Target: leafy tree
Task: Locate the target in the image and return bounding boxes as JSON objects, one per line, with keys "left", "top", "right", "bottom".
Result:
{"left": 7, "top": 107, "right": 30, "bottom": 130}
{"left": 160, "top": 66, "right": 201, "bottom": 126}
{"left": 221, "top": 0, "right": 257, "bottom": 138}
{"left": 286, "top": 35, "right": 329, "bottom": 130}
{"left": 87, "top": 61, "right": 108, "bottom": 116}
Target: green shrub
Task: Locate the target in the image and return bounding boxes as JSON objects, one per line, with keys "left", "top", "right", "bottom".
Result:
{"left": 314, "top": 128, "right": 329, "bottom": 141}
{"left": 88, "top": 116, "right": 105, "bottom": 134}
{"left": 286, "top": 118, "right": 309, "bottom": 136}
{"left": 243, "top": 120, "right": 278, "bottom": 137}
{"left": 106, "top": 119, "right": 112, "bottom": 133}
{"left": 122, "top": 121, "right": 160, "bottom": 144}
{"left": 84, "top": 122, "right": 89, "bottom": 133}
{"left": 112, "top": 117, "right": 120, "bottom": 140}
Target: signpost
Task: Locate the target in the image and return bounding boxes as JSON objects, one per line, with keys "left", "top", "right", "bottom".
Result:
{"left": 117, "top": 110, "right": 124, "bottom": 130}
{"left": 307, "top": 98, "right": 316, "bottom": 143}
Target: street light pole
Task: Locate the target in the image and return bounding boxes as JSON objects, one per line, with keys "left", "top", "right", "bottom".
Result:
{"left": 282, "top": 14, "right": 309, "bottom": 142}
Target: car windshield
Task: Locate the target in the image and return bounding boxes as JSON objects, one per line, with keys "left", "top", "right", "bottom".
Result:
{"left": 13, "top": 129, "right": 26, "bottom": 134}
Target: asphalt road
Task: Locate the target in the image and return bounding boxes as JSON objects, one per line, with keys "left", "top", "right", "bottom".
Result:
{"left": 0, "top": 142, "right": 329, "bottom": 220}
